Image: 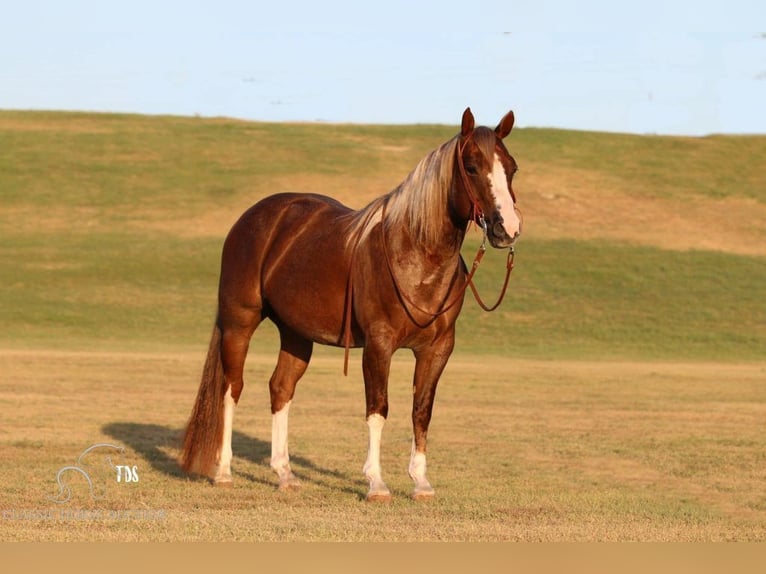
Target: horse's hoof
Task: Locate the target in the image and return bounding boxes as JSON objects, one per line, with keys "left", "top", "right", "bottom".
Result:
{"left": 278, "top": 478, "right": 302, "bottom": 491}
{"left": 366, "top": 491, "right": 393, "bottom": 503}
{"left": 411, "top": 488, "right": 435, "bottom": 501}
{"left": 213, "top": 476, "right": 233, "bottom": 488}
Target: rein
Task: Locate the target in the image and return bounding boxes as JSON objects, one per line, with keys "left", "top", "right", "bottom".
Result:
{"left": 341, "top": 134, "right": 517, "bottom": 375}
{"left": 379, "top": 209, "right": 515, "bottom": 328}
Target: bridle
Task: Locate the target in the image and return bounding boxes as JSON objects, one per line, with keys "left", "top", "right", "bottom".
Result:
{"left": 456, "top": 132, "right": 519, "bottom": 219}
{"left": 342, "top": 132, "right": 518, "bottom": 375}
{"left": 454, "top": 131, "right": 519, "bottom": 312}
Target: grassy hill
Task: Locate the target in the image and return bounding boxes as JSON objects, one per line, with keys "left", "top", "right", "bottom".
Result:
{"left": 1, "top": 110, "right": 764, "bottom": 360}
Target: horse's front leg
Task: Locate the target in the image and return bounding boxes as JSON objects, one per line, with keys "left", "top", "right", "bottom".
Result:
{"left": 410, "top": 332, "right": 455, "bottom": 500}
{"left": 361, "top": 337, "right": 393, "bottom": 502}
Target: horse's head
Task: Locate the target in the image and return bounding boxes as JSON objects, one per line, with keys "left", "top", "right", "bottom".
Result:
{"left": 456, "top": 108, "right": 521, "bottom": 249}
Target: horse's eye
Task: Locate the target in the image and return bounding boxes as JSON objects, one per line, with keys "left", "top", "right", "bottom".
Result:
{"left": 465, "top": 164, "right": 478, "bottom": 175}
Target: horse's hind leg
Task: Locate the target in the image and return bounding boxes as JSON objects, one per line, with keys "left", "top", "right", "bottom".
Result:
{"left": 269, "top": 326, "right": 313, "bottom": 490}
{"left": 215, "top": 307, "right": 261, "bottom": 486}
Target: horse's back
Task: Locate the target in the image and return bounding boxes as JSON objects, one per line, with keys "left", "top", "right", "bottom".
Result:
{"left": 237, "top": 192, "right": 350, "bottom": 222}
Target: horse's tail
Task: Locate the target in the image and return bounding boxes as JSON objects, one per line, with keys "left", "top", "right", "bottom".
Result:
{"left": 179, "top": 321, "right": 226, "bottom": 478}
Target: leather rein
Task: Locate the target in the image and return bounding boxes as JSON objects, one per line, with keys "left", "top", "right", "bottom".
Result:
{"left": 342, "top": 134, "right": 517, "bottom": 375}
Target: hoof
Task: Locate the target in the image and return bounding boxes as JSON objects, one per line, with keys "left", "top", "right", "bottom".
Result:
{"left": 411, "top": 488, "right": 435, "bottom": 501}
{"left": 278, "top": 477, "right": 302, "bottom": 491}
{"left": 213, "top": 476, "right": 233, "bottom": 488}
{"left": 365, "top": 490, "right": 393, "bottom": 503}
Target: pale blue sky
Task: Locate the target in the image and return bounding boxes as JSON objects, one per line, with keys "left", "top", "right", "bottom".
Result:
{"left": 1, "top": 0, "right": 764, "bottom": 134}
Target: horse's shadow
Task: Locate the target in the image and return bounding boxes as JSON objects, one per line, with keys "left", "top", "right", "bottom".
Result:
{"left": 101, "top": 422, "right": 362, "bottom": 497}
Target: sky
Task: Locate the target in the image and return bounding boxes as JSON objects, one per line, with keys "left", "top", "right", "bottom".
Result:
{"left": 1, "top": 0, "right": 764, "bottom": 135}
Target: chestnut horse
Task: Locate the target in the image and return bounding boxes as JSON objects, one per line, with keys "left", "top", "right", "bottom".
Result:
{"left": 180, "top": 108, "right": 521, "bottom": 501}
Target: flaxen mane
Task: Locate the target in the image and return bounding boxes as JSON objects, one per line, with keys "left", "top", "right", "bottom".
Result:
{"left": 345, "top": 126, "right": 500, "bottom": 252}
{"left": 346, "top": 136, "right": 459, "bottom": 250}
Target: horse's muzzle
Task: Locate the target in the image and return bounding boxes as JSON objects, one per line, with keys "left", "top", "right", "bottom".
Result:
{"left": 488, "top": 219, "right": 519, "bottom": 249}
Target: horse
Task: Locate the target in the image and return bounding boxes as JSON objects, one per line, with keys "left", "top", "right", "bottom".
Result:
{"left": 179, "top": 108, "right": 521, "bottom": 501}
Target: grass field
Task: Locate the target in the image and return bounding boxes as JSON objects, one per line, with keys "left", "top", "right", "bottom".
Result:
{"left": 1, "top": 111, "right": 764, "bottom": 541}
{"left": 2, "top": 350, "right": 764, "bottom": 541}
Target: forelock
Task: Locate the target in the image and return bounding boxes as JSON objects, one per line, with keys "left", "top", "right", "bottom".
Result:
{"left": 471, "top": 126, "right": 497, "bottom": 163}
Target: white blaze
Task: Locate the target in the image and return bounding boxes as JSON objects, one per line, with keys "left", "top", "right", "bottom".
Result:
{"left": 488, "top": 153, "right": 520, "bottom": 238}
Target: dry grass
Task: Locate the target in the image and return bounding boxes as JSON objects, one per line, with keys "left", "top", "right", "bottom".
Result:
{"left": 1, "top": 348, "right": 764, "bottom": 541}
{"left": 521, "top": 163, "right": 766, "bottom": 256}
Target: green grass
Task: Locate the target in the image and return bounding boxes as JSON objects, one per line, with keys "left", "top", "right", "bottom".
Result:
{"left": 0, "top": 111, "right": 453, "bottom": 212}
{"left": 1, "top": 229, "right": 763, "bottom": 360}
{"left": 462, "top": 238, "right": 766, "bottom": 360}
{"left": 0, "top": 230, "right": 221, "bottom": 350}
{"left": 515, "top": 128, "right": 766, "bottom": 202}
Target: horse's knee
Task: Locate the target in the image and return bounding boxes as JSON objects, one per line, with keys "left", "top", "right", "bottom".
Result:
{"left": 269, "top": 378, "right": 297, "bottom": 413}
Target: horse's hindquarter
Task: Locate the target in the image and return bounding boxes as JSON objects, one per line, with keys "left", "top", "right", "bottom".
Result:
{"left": 227, "top": 193, "right": 354, "bottom": 345}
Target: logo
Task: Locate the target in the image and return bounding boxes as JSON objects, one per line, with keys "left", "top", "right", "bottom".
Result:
{"left": 2, "top": 442, "right": 166, "bottom": 523}
{"left": 49, "top": 443, "right": 138, "bottom": 504}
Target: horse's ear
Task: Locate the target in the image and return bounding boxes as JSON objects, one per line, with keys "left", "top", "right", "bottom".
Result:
{"left": 495, "top": 110, "right": 515, "bottom": 138}
{"left": 461, "top": 107, "right": 475, "bottom": 137}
